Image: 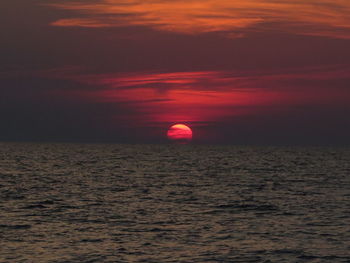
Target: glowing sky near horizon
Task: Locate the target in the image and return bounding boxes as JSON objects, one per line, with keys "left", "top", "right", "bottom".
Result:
{"left": 0, "top": 0, "right": 350, "bottom": 144}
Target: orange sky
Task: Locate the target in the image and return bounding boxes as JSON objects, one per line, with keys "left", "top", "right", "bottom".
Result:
{"left": 49, "top": 0, "right": 350, "bottom": 39}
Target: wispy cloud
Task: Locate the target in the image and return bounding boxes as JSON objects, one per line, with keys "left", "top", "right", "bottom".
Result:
{"left": 47, "top": 0, "right": 350, "bottom": 38}
{"left": 34, "top": 65, "right": 350, "bottom": 124}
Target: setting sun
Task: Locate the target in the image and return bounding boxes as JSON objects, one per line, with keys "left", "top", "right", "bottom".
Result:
{"left": 167, "top": 124, "right": 193, "bottom": 143}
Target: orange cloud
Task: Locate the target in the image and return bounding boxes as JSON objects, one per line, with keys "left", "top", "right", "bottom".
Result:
{"left": 48, "top": 0, "right": 350, "bottom": 38}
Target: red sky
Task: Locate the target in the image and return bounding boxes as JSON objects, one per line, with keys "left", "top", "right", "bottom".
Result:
{"left": 1, "top": 0, "right": 350, "bottom": 144}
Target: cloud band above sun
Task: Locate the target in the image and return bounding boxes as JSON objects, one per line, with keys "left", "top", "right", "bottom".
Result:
{"left": 47, "top": 0, "right": 350, "bottom": 39}
{"left": 31, "top": 65, "right": 350, "bottom": 126}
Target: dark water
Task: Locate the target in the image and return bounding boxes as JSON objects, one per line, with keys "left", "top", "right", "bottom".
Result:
{"left": 1, "top": 143, "right": 350, "bottom": 262}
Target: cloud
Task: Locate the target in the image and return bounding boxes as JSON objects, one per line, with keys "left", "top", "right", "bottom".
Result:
{"left": 47, "top": 0, "right": 350, "bottom": 39}
{"left": 1, "top": 65, "right": 350, "bottom": 143}
{"left": 31, "top": 65, "right": 350, "bottom": 126}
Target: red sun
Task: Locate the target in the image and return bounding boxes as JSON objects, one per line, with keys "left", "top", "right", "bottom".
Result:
{"left": 167, "top": 124, "right": 193, "bottom": 143}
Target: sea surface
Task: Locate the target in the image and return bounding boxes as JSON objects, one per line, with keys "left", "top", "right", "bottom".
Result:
{"left": 1, "top": 143, "right": 350, "bottom": 263}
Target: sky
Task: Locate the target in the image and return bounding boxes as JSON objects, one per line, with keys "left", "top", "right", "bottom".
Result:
{"left": 1, "top": 0, "right": 350, "bottom": 145}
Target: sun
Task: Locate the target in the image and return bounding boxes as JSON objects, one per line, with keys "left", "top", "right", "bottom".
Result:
{"left": 167, "top": 124, "right": 193, "bottom": 143}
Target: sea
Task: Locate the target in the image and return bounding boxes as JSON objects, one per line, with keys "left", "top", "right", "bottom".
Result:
{"left": 1, "top": 142, "right": 350, "bottom": 263}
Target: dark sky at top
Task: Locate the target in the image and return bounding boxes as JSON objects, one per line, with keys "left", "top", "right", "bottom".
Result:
{"left": 1, "top": 0, "right": 350, "bottom": 145}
